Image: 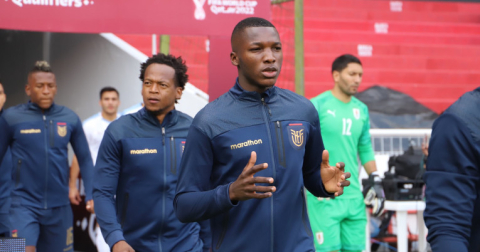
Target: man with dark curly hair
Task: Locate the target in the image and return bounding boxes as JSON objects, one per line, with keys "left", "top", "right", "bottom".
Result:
{"left": 93, "top": 53, "right": 211, "bottom": 252}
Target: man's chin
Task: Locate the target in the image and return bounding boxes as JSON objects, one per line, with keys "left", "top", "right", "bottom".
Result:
{"left": 39, "top": 102, "right": 53, "bottom": 110}
{"left": 146, "top": 107, "right": 163, "bottom": 116}
{"left": 257, "top": 79, "right": 277, "bottom": 89}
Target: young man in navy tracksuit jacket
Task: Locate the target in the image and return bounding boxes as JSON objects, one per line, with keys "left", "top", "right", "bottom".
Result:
{"left": 174, "top": 17, "right": 351, "bottom": 252}
{"left": 0, "top": 82, "right": 12, "bottom": 237}
{"left": 0, "top": 62, "right": 94, "bottom": 251}
{"left": 424, "top": 87, "right": 480, "bottom": 252}
{"left": 93, "top": 54, "right": 211, "bottom": 252}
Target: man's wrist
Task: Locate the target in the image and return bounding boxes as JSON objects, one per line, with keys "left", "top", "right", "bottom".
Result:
{"left": 228, "top": 182, "right": 237, "bottom": 202}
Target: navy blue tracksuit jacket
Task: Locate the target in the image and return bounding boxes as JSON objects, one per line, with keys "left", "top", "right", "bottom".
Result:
{"left": 0, "top": 109, "right": 12, "bottom": 236}
{"left": 93, "top": 108, "right": 211, "bottom": 252}
{"left": 175, "top": 81, "right": 333, "bottom": 252}
{"left": 0, "top": 102, "right": 93, "bottom": 209}
{"left": 424, "top": 87, "right": 480, "bottom": 252}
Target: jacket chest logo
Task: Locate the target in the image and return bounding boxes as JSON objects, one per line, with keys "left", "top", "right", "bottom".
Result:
{"left": 57, "top": 122, "right": 67, "bottom": 137}
{"left": 180, "top": 141, "right": 186, "bottom": 154}
{"left": 130, "top": 148, "right": 158, "bottom": 155}
{"left": 287, "top": 123, "right": 305, "bottom": 150}
{"left": 230, "top": 139, "right": 263, "bottom": 150}
{"left": 20, "top": 129, "right": 41, "bottom": 134}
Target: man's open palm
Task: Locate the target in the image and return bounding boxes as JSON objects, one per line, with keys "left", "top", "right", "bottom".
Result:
{"left": 320, "top": 150, "right": 351, "bottom": 197}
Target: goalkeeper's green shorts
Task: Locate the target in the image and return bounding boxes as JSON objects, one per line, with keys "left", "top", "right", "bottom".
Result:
{"left": 306, "top": 193, "right": 367, "bottom": 252}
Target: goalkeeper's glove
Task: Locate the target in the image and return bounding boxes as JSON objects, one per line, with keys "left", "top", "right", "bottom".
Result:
{"left": 363, "top": 171, "right": 385, "bottom": 216}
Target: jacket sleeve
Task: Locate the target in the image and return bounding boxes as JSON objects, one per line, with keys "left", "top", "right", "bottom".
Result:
{"left": 93, "top": 130, "right": 124, "bottom": 248}
{"left": 198, "top": 220, "right": 212, "bottom": 252}
{"left": 302, "top": 117, "right": 334, "bottom": 197}
{"left": 424, "top": 113, "right": 479, "bottom": 252}
{"left": 70, "top": 116, "right": 94, "bottom": 201}
{"left": 0, "top": 114, "right": 12, "bottom": 171}
{"left": 0, "top": 113, "right": 12, "bottom": 236}
{"left": 174, "top": 125, "right": 237, "bottom": 223}
{"left": 358, "top": 107, "right": 375, "bottom": 165}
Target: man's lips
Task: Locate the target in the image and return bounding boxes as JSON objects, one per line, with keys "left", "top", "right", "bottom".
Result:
{"left": 262, "top": 67, "right": 278, "bottom": 78}
{"left": 148, "top": 98, "right": 160, "bottom": 104}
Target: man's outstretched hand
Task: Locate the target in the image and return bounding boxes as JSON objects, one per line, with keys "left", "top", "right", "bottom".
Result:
{"left": 320, "top": 150, "right": 351, "bottom": 197}
{"left": 112, "top": 240, "right": 135, "bottom": 252}
{"left": 229, "top": 151, "right": 276, "bottom": 202}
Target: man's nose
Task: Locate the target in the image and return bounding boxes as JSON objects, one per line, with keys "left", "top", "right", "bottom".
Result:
{"left": 264, "top": 48, "right": 276, "bottom": 63}
{"left": 42, "top": 85, "right": 50, "bottom": 94}
{"left": 150, "top": 83, "right": 159, "bottom": 93}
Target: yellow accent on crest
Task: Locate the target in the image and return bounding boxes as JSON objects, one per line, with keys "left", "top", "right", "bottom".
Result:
{"left": 57, "top": 125, "right": 67, "bottom": 137}
{"left": 290, "top": 129, "right": 304, "bottom": 147}
{"left": 66, "top": 227, "right": 73, "bottom": 246}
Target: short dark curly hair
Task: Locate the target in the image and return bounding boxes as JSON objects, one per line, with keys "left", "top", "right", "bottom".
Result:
{"left": 139, "top": 53, "right": 188, "bottom": 90}
{"left": 331, "top": 54, "right": 362, "bottom": 73}
{"left": 231, "top": 17, "right": 276, "bottom": 45}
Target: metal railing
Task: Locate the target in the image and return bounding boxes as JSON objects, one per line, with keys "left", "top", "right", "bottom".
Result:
{"left": 370, "top": 129, "right": 431, "bottom": 155}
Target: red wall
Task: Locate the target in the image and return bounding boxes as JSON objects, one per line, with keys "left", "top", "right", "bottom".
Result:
{"left": 272, "top": 0, "right": 480, "bottom": 114}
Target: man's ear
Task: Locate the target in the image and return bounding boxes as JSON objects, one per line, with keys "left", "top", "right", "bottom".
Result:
{"left": 230, "top": 52, "right": 239, "bottom": 66}
{"left": 175, "top": 87, "right": 183, "bottom": 101}
{"left": 25, "top": 84, "right": 31, "bottom": 96}
{"left": 332, "top": 71, "right": 340, "bottom": 83}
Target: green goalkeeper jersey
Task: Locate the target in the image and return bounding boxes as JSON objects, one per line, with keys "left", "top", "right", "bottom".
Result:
{"left": 310, "top": 91, "right": 375, "bottom": 199}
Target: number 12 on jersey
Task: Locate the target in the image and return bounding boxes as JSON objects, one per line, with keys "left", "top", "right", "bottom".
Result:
{"left": 342, "top": 118, "right": 352, "bottom": 136}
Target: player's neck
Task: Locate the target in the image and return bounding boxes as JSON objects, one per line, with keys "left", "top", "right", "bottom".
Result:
{"left": 238, "top": 76, "right": 272, "bottom": 94}
{"left": 101, "top": 111, "right": 117, "bottom": 122}
{"left": 331, "top": 87, "right": 352, "bottom": 103}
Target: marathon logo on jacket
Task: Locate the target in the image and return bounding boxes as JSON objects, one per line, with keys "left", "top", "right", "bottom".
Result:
{"left": 287, "top": 123, "right": 305, "bottom": 150}
{"left": 57, "top": 122, "right": 67, "bottom": 137}
{"left": 130, "top": 148, "right": 158, "bottom": 155}
{"left": 20, "top": 129, "right": 41, "bottom": 134}
{"left": 230, "top": 139, "right": 263, "bottom": 150}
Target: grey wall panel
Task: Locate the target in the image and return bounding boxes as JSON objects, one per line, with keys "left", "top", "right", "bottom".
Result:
{"left": 0, "top": 30, "right": 43, "bottom": 109}
{"left": 50, "top": 33, "right": 142, "bottom": 121}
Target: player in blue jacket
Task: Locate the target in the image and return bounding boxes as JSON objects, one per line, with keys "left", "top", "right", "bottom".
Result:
{"left": 174, "top": 17, "right": 351, "bottom": 252}
{"left": 0, "top": 61, "right": 94, "bottom": 252}
{"left": 424, "top": 87, "right": 480, "bottom": 252}
{"left": 93, "top": 53, "right": 211, "bottom": 252}
{"left": 0, "top": 81, "right": 12, "bottom": 237}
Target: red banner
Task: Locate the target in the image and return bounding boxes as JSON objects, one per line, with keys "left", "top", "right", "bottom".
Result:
{"left": 0, "top": 0, "right": 270, "bottom": 36}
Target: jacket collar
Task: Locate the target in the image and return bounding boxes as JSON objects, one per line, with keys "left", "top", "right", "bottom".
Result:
{"left": 27, "top": 101, "right": 56, "bottom": 113}
{"left": 230, "top": 78, "right": 277, "bottom": 103}
{"left": 139, "top": 107, "right": 178, "bottom": 127}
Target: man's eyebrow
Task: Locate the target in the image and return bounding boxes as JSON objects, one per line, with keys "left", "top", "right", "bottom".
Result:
{"left": 249, "top": 42, "right": 282, "bottom": 46}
